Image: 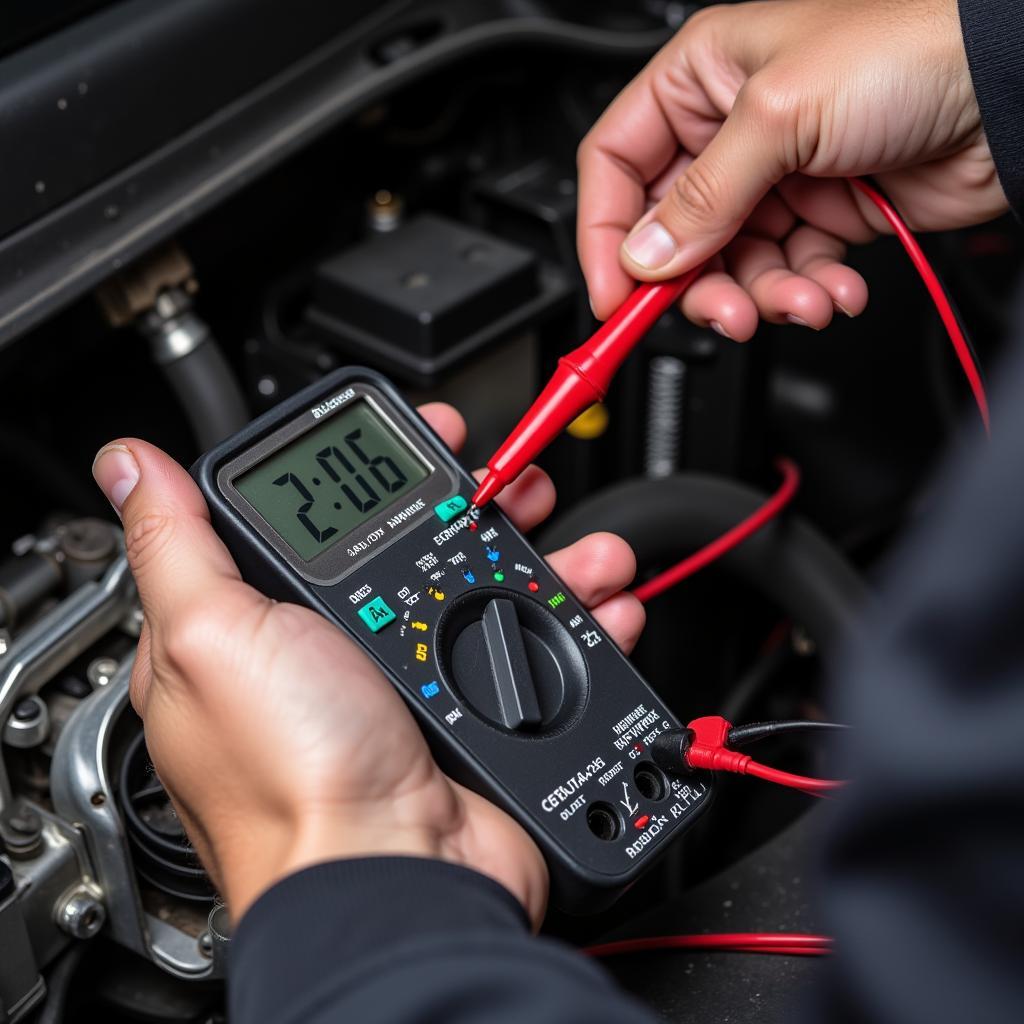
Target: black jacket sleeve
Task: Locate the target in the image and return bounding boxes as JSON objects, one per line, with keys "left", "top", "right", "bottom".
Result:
{"left": 818, "top": 313, "right": 1024, "bottom": 1021}
{"left": 959, "top": 0, "right": 1024, "bottom": 217}
{"left": 228, "top": 857, "right": 655, "bottom": 1024}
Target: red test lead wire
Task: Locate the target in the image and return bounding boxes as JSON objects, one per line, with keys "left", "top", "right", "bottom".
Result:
{"left": 653, "top": 715, "right": 847, "bottom": 797}
{"left": 632, "top": 457, "right": 800, "bottom": 604}
{"left": 585, "top": 932, "right": 832, "bottom": 958}
{"left": 850, "top": 177, "right": 990, "bottom": 435}
{"left": 470, "top": 264, "right": 706, "bottom": 510}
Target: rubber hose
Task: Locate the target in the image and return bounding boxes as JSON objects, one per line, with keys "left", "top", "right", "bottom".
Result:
{"left": 34, "top": 942, "right": 87, "bottom": 1024}
{"left": 537, "top": 474, "right": 869, "bottom": 670}
{"left": 159, "top": 339, "right": 248, "bottom": 451}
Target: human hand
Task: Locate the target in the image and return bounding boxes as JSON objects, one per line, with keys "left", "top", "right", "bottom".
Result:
{"left": 578, "top": 0, "right": 1007, "bottom": 339}
{"left": 92, "top": 404, "right": 645, "bottom": 926}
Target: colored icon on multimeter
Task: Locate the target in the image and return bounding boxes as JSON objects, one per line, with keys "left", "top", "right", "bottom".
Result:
{"left": 434, "top": 496, "right": 468, "bottom": 523}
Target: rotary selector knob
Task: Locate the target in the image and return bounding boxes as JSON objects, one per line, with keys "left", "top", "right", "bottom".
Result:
{"left": 438, "top": 590, "right": 588, "bottom": 734}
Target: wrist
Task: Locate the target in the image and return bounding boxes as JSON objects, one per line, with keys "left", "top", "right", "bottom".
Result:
{"left": 218, "top": 808, "right": 446, "bottom": 920}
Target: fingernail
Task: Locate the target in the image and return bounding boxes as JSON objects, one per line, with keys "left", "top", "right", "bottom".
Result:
{"left": 92, "top": 444, "right": 139, "bottom": 513}
{"left": 833, "top": 301, "right": 853, "bottom": 318}
{"left": 623, "top": 221, "right": 676, "bottom": 270}
{"left": 786, "top": 314, "right": 818, "bottom": 330}
{"left": 588, "top": 295, "right": 599, "bottom": 320}
{"left": 710, "top": 320, "right": 732, "bottom": 340}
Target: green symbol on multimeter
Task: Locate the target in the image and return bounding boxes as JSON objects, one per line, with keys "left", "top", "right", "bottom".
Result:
{"left": 357, "top": 596, "right": 396, "bottom": 633}
{"left": 434, "top": 496, "right": 468, "bottom": 523}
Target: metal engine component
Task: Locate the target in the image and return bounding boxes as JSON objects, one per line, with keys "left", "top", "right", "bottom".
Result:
{"left": 0, "top": 545, "right": 222, "bottom": 1023}
{"left": 55, "top": 887, "right": 106, "bottom": 940}
{"left": 95, "top": 245, "right": 249, "bottom": 451}
{"left": 50, "top": 658, "right": 221, "bottom": 981}
{"left": 644, "top": 355, "right": 688, "bottom": 479}
{"left": 0, "top": 857, "right": 45, "bottom": 1023}
{"left": 3, "top": 696, "right": 49, "bottom": 749}
{"left": 93, "top": 245, "right": 197, "bottom": 329}
{"left": 0, "top": 555, "right": 134, "bottom": 812}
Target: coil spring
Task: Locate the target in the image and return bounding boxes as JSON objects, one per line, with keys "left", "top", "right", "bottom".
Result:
{"left": 644, "top": 355, "right": 687, "bottom": 478}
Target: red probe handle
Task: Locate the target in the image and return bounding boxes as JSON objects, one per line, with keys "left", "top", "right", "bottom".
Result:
{"left": 563, "top": 266, "right": 705, "bottom": 394}
{"left": 472, "top": 266, "right": 705, "bottom": 508}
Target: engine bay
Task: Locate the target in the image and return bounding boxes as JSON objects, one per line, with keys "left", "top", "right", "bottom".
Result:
{"left": 1, "top": 2, "right": 1021, "bottom": 1021}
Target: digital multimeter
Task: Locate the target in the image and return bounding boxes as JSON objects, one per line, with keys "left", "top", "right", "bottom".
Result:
{"left": 192, "top": 367, "right": 711, "bottom": 909}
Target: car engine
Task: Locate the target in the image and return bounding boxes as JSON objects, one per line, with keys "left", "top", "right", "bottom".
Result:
{"left": 0, "top": 1, "right": 1020, "bottom": 1021}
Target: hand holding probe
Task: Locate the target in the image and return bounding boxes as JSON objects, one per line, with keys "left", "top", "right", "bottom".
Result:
{"left": 471, "top": 178, "right": 991, "bottom": 514}
{"left": 470, "top": 265, "right": 706, "bottom": 511}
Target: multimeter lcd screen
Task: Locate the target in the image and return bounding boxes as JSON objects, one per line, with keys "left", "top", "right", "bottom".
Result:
{"left": 234, "top": 400, "right": 430, "bottom": 561}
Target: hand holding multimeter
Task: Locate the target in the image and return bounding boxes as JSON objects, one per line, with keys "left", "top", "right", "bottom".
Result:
{"left": 93, "top": 369, "right": 704, "bottom": 919}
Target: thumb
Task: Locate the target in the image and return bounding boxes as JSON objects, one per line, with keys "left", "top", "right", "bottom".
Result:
{"left": 92, "top": 440, "right": 242, "bottom": 629}
{"left": 620, "top": 78, "right": 794, "bottom": 279}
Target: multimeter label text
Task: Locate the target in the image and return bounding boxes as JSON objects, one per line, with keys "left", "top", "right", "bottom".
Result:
{"left": 386, "top": 498, "right": 426, "bottom": 529}
{"left": 541, "top": 757, "right": 607, "bottom": 813}
{"left": 310, "top": 387, "right": 356, "bottom": 418}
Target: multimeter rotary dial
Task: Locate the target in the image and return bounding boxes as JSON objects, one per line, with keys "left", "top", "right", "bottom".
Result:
{"left": 437, "top": 589, "right": 588, "bottom": 735}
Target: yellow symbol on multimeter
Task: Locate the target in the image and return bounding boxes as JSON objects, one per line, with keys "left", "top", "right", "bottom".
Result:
{"left": 415, "top": 642, "right": 429, "bottom": 662}
{"left": 411, "top": 621, "right": 428, "bottom": 631}
{"left": 428, "top": 587, "right": 445, "bottom": 601}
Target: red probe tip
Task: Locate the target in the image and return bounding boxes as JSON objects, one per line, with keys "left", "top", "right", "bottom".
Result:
{"left": 471, "top": 473, "right": 502, "bottom": 511}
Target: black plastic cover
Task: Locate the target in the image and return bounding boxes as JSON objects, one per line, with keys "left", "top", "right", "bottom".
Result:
{"left": 307, "top": 214, "right": 561, "bottom": 383}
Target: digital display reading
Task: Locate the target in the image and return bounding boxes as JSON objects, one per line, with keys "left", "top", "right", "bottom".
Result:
{"left": 234, "top": 400, "right": 429, "bottom": 561}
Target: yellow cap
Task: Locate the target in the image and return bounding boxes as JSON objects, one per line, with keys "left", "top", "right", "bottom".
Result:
{"left": 567, "top": 403, "right": 610, "bottom": 440}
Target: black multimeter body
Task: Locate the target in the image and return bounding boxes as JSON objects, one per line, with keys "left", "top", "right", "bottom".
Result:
{"left": 192, "top": 367, "right": 711, "bottom": 910}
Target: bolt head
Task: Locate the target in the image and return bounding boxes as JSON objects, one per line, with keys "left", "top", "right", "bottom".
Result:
{"left": 87, "top": 657, "right": 119, "bottom": 688}
{"left": 8, "top": 810, "right": 42, "bottom": 835}
{"left": 57, "top": 889, "right": 106, "bottom": 939}
{"left": 13, "top": 698, "right": 40, "bottom": 721}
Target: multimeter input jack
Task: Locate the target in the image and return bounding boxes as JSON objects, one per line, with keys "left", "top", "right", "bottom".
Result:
{"left": 586, "top": 802, "right": 623, "bottom": 842}
{"left": 633, "top": 762, "right": 669, "bottom": 802}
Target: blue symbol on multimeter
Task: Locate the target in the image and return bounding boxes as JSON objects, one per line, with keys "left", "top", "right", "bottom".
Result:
{"left": 485, "top": 547, "right": 501, "bottom": 562}
{"left": 420, "top": 681, "right": 441, "bottom": 700}
{"left": 462, "top": 569, "right": 476, "bottom": 584}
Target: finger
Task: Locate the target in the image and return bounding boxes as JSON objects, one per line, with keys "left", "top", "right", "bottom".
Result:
{"left": 620, "top": 74, "right": 796, "bottom": 282}
{"left": 742, "top": 190, "right": 797, "bottom": 241}
{"left": 472, "top": 465, "right": 555, "bottom": 534}
{"left": 783, "top": 225, "right": 869, "bottom": 318}
{"left": 93, "top": 440, "right": 244, "bottom": 628}
{"left": 590, "top": 592, "right": 646, "bottom": 655}
{"left": 417, "top": 402, "right": 467, "bottom": 455}
{"left": 725, "top": 235, "right": 835, "bottom": 328}
{"left": 777, "top": 176, "right": 879, "bottom": 244}
{"left": 646, "top": 151, "right": 694, "bottom": 203}
{"left": 543, "top": 532, "right": 637, "bottom": 608}
{"left": 577, "top": 68, "right": 689, "bottom": 319}
{"left": 679, "top": 263, "right": 760, "bottom": 341}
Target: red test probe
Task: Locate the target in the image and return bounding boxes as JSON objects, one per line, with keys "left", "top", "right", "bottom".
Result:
{"left": 470, "top": 265, "right": 705, "bottom": 510}
{"left": 471, "top": 179, "right": 990, "bottom": 513}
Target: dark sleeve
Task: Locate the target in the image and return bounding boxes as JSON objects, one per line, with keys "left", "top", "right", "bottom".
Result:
{"left": 959, "top": 0, "right": 1024, "bottom": 217}
{"left": 228, "top": 857, "right": 655, "bottom": 1024}
{"left": 818, "top": 322, "right": 1024, "bottom": 1020}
